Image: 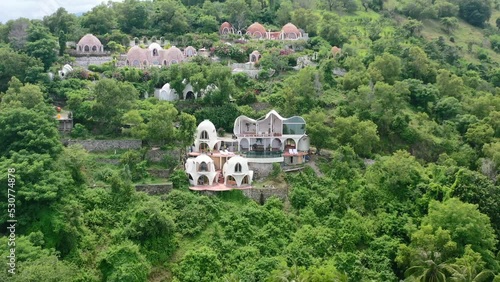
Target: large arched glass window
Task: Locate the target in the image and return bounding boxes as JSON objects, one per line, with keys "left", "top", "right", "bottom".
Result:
{"left": 199, "top": 162, "right": 208, "bottom": 172}
{"left": 201, "top": 130, "right": 209, "bottom": 139}
{"left": 235, "top": 163, "right": 242, "bottom": 173}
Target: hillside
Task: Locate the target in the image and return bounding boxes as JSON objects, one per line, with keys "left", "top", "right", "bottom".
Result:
{"left": 0, "top": 0, "right": 499, "bottom": 281}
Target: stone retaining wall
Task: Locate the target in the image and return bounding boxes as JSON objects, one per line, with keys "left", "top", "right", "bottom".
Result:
{"left": 74, "top": 56, "right": 113, "bottom": 67}
{"left": 94, "top": 158, "right": 120, "bottom": 165}
{"left": 145, "top": 149, "right": 180, "bottom": 163}
{"left": 65, "top": 139, "right": 142, "bottom": 152}
{"left": 248, "top": 163, "right": 273, "bottom": 180}
{"left": 147, "top": 168, "right": 170, "bottom": 178}
{"left": 242, "top": 187, "right": 288, "bottom": 204}
{"left": 135, "top": 183, "right": 173, "bottom": 195}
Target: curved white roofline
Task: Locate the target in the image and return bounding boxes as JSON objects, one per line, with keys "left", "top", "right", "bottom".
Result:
{"left": 194, "top": 154, "right": 213, "bottom": 163}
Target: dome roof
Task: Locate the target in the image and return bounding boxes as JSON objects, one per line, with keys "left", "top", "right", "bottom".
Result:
{"left": 223, "top": 155, "right": 250, "bottom": 176}
{"left": 161, "top": 46, "right": 184, "bottom": 63}
{"left": 250, "top": 50, "right": 261, "bottom": 55}
{"left": 226, "top": 155, "right": 248, "bottom": 167}
{"left": 331, "top": 46, "right": 341, "bottom": 56}
{"left": 127, "top": 46, "right": 148, "bottom": 63}
{"left": 220, "top": 22, "right": 232, "bottom": 33}
{"left": 62, "top": 64, "right": 73, "bottom": 73}
{"left": 282, "top": 23, "right": 300, "bottom": 35}
{"left": 148, "top": 42, "right": 162, "bottom": 51}
{"left": 78, "top": 34, "right": 102, "bottom": 47}
{"left": 247, "top": 22, "right": 266, "bottom": 36}
{"left": 184, "top": 46, "right": 197, "bottom": 56}
{"left": 194, "top": 154, "right": 214, "bottom": 164}
{"left": 161, "top": 83, "right": 171, "bottom": 90}
{"left": 197, "top": 119, "right": 216, "bottom": 132}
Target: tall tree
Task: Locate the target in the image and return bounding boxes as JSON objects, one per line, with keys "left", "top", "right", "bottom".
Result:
{"left": 115, "top": 0, "right": 149, "bottom": 35}
{"left": 81, "top": 4, "right": 117, "bottom": 35}
{"left": 25, "top": 24, "right": 58, "bottom": 70}
{"left": 0, "top": 46, "right": 44, "bottom": 92}
{"left": 423, "top": 198, "right": 498, "bottom": 268}
{"left": 91, "top": 79, "right": 138, "bottom": 133}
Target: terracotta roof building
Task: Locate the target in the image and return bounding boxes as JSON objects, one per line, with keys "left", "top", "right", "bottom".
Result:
{"left": 220, "top": 22, "right": 307, "bottom": 40}
{"left": 76, "top": 34, "right": 104, "bottom": 53}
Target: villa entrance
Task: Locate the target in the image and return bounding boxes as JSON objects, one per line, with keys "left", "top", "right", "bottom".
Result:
{"left": 197, "top": 175, "right": 209, "bottom": 185}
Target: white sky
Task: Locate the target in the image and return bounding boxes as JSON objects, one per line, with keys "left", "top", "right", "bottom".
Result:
{"left": 0, "top": 0, "right": 123, "bottom": 23}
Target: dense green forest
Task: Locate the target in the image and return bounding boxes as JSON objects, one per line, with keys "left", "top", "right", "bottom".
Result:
{"left": 1, "top": 0, "right": 500, "bottom": 281}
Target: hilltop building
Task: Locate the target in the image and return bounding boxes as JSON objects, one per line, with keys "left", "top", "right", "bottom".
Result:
{"left": 76, "top": 34, "right": 105, "bottom": 54}
{"left": 185, "top": 110, "right": 309, "bottom": 191}
{"left": 220, "top": 22, "right": 308, "bottom": 40}
{"left": 125, "top": 44, "right": 186, "bottom": 68}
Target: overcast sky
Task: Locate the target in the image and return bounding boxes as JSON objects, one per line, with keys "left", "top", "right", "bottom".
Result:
{"left": 0, "top": 0, "right": 123, "bottom": 23}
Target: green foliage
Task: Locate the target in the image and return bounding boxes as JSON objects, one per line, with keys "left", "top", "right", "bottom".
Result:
{"left": 98, "top": 241, "right": 151, "bottom": 282}
{"left": 0, "top": 46, "right": 44, "bottom": 92}
{"left": 457, "top": 0, "right": 492, "bottom": 27}
{"left": 3, "top": 0, "right": 500, "bottom": 280}
{"left": 175, "top": 246, "right": 222, "bottom": 282}
{"left": 25, "top": 24, "right": 58, "bottom": 70}
{"left": 124, "top": 200, "right": 177, "bottom": 262}
{"left": 120, "top": 150, "right": 148, "bottom": 181}
{"left": 368, "top": 53, "right": 402, "bottom": 84}
{"left": 423, "top": 198, "right": 498, "bottom": 267}
{"left": 91, "top": 79, "right": 139, "bottom": 134}
{"left": 270, "top": 163, "right": 282, "bottom": 178}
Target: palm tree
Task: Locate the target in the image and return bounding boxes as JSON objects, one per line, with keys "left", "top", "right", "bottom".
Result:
{"left": 447, "top": 245, "right": 495, "bottom": 282}
{"left": 404, "top": 251, "right": 454, "bottom": 282}
{"left": 448, "top": 259, "right": 494, "bottom": 281}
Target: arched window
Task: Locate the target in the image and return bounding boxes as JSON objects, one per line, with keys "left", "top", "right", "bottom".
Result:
{"left": 235, "top": 163, "right": 242, "bottom": 173}
{"left": 84, "top": 45, "right": 90, "bottom": 52}
{"left": 201, "top": 130, "right": 208, "bottom": 139}
{"left": 199, "top": 162, "right": 208, "bottom": 172}
{"left": 153, "top": 49, "right": 158, "bottom": 56}
{"left": 92, "top": 45, "right": 97, "bottom": 51}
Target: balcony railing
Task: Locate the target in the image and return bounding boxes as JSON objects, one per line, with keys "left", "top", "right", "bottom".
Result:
{"left": 242, "top": 150, "right": 283, "bottom": 158}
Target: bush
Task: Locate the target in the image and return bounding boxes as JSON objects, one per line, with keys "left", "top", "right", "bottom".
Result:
{"left": 120, "top": 150, "right": 148, "bottom": 181}
{"left": 71, "top": 123, "right": 90, "bottom": 138}
{"left": 489, "top": 35, "right": 500, "bottom": 53}
{"left": 271, "top": 163, "right": 282, "bottom": 178}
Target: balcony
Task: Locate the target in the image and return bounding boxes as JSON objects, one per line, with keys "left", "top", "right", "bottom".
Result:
{"left": 242, "top": 150, "right": 283, "bottom": 158}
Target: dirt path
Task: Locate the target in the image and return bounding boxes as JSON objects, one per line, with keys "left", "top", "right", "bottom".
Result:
{"left": 307, "top": 156, "right": 324, "bottom": 177}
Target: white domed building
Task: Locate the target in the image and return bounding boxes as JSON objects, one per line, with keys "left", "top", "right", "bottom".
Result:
{"left": 77, "top": 34, "right": 104, "bottom": 53}
{"left": 222, "top": 156, "right": 253, "bottom": 187}
{"left": 194, "top": 120, "right": 218, "bottom": 153}
{"left": 158, "top": 83, "right": 178, "bottom": 101}
{"left": 185, "top": 154, "right": 218, "bottom": 186}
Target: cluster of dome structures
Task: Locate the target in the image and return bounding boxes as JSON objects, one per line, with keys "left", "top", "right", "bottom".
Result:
{"left": 73, "top": 21, "right": 307, "bottom": 70}
{"left": 220, "top": 22, "right": 308, "bottom": 40}
{"left": 125, "top": 44, "right": 197, "bottom": 68}
{"left": 185, "top": 110, "right": 309, "bottom": 191}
